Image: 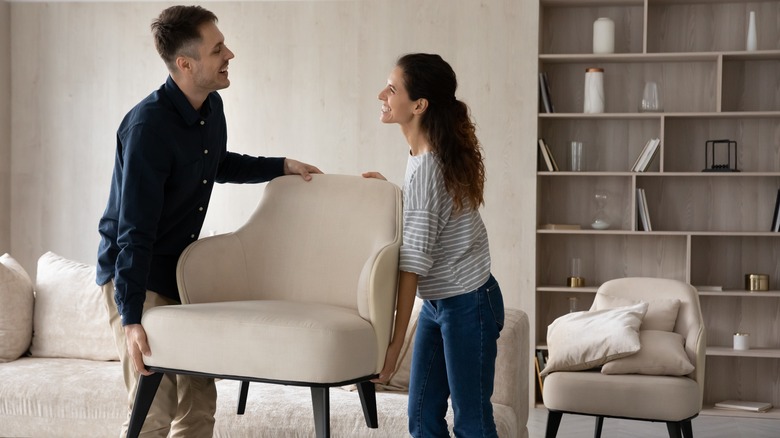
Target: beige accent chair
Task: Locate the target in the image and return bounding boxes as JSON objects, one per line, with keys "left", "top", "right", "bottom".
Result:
{"left": 543, "top": 277, "right": 705, "bottom": 438}
{"left": 126, "top": 174, "right": 402, "bottom": 438}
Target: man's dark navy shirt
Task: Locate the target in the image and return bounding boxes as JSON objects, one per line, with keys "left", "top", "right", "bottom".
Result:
{"left": 97, "top": 76, "right": 285, "bottom": 326}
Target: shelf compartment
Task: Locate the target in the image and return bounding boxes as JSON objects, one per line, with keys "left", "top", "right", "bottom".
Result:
{"left": 704, "top": 356, "right": 780, "bottom": 411}
{"left": 538, "top": 175, "right": 634, "bottom": 230}
{"left": 639, "top": 175, "right": 780, "bottom": 232}
{"left": 540, "top": 61, "right": 717, "bottom": 113}
{"left": 722, "top": 58, "right": 780, "bottom": 112}
{"left": 691, "top": 235, "right": 780, "bottom": 291}
{"left": 536, "top": 233, "right": 688, "bottom": 287}
{"left": 700, "top": 295, "right": 780, "bottom": 349}
{"left": 539, "top": 118, "right": 661, "bottom": 172}
{"left": 663, "top": 116, "right": 780, "bottom": 172}
{"left": 540, "top": 3, "right": 644, "bottom": 55}
{"left": 647, "top": 1, "right": 780, "bottom": 53}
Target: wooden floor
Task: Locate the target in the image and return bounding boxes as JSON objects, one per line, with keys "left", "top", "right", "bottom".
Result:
{"left": 527, "top": 408, "right": 780, "bottom": 438}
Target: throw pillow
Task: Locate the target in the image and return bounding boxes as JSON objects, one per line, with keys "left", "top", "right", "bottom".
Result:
{"left": 0, "top": 254, "right": 34, "bottom": 362}
{"left": 30, "top": 252, "right": 118, "bottom": 361}
{"left": 601, "top": 330, "right": 694, "bottom": 376}
{"left": 593, "top": 293, "right": 680, "bottom": 332}
{"left": 541, "top": 302, "right": 648, "bottom": 377}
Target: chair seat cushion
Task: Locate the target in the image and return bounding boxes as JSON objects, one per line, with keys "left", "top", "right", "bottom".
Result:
{"left": 142, "top": 300, "right": 378, "bottom": 384}
{"left": 543, "top": 371, "right": 700, "bottom": 421}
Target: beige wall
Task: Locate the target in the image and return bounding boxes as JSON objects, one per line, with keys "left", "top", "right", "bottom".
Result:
{"left": 0, "top": 2, "right": 10, "bottom": 254}
{"left": 8, "top": 1, "right": 538, "bottom": 315}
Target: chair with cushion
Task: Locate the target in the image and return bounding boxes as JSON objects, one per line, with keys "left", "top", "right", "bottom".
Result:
{"left": 541, "top": 277, "right": 705, "bottom": 438}
{"left": 125, "top": 174, "right": 403, "bottom": 438}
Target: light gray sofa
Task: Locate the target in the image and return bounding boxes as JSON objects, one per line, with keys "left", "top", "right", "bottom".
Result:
{"left": 0, "top": 251, "right": 529, "bottom": 437}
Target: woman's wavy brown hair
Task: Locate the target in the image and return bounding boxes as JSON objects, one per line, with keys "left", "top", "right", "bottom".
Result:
{"left": 397, "top": 53, "right": 485, "bottom": 213}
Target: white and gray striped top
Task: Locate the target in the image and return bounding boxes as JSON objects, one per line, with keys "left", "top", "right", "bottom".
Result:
{"left": 400, "top": 152, "right": 491, "bottom": 300}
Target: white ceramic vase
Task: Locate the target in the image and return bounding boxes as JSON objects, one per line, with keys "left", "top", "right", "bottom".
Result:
{"left": 583, "top": 68, "right": 605, "bottom": 113}
{"left": 593, "top": 17, "right": 615, "bottom": 54}
{"left": 747, "top": 11, "right": 757, "bottom": 51}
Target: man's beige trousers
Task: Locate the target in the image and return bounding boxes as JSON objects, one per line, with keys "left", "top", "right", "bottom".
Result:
{"left": 102, "top": 282, "right": 216, "bottom": 438}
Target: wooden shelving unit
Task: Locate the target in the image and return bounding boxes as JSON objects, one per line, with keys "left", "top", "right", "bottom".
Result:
{"left": 536, "top": 0, "right": 780, "bottom": 419}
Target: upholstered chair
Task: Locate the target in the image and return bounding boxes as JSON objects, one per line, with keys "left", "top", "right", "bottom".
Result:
{"left": 126, "top": 174, "right": 402, "bottom": 438}
{"left": 542, "top": 277, "right": 705, "bottom": 438}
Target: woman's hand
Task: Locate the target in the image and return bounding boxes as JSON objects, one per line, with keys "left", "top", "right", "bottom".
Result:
{"left": 361, "top": 171, "right": 387, "bottom": 181}
{"left": 371, "top": 340, "right": 403, "bottom": 385}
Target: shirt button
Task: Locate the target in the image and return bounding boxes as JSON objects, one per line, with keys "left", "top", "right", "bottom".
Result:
{"left": 199, "top": 207, "right": 204, "bottom": 212}
{"left": 200, "top": 120, "right": 205, "bottom": 126}
{"left": 204, "top": 149, "right": 209, "bottom": 154}
{"left": 190, "top": 234, "right": 196, "bottom": 239}
{"left": 203, "top": 179, "right": 208, "bottom": 184}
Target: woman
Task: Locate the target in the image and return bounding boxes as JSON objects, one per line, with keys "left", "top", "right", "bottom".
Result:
{"left": 364, "top": 53, "right": 504, "bottom": 437}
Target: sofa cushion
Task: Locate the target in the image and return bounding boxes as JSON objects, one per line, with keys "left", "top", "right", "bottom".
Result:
{"left": 541, "top": 302, "right": 648, "bottom": 377}
{"left": 30, "top": 252, "right": 118, "bottom": 361}
{"left": 0, "top": 254, "right": 34, "bottom": 362}
{"left": 601, "top": 330, "right": 694, "bottom": 376}
{"left": 592, "top": 293, "right": 680, "bottom": 332}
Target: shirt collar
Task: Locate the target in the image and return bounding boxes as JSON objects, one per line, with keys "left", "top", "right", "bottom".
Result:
{"left": 164, "top": 75, "right": 213, "bottom": 126}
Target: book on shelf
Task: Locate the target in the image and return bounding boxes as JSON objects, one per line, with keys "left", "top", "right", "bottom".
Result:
{"left": 537, "top": 138, "right": 559, "bottom": 171}
{"left": 535, "top": 350, "right": 548, "bottom": 393}
{"left": 714, "top": 400, "right": 773, "bottom": 413}
{"left": 631, "top": 138, "right": 660, "bottom": 172}
{"left": 636, "top": 188, "right": 652, "bottom": 231}
{"left": 539, "top": 72, "right": 555, "bottom": 114}
{"left": 771, "top": 188, "right": 780, "bottom": 232}
{"left": 537, "top": 138, "right": 554, "bottom": 171}
{"left": 540, "top": 223, "right": 582, "bottom": 230}
{"left": 695, "top": 285, "right": 723, "bottom": 292}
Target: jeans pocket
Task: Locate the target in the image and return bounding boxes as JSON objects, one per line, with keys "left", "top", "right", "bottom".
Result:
{"left": 486, "top": 283, "right": 505, "bottom": 331}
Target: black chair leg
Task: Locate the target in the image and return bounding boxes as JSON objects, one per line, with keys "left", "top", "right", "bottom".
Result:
{"left": 545, "top": 410, "right": 563, "bottom": 438}
{"left": 126, "top": 372, "right": 164, "bottom": 438}
{"left": 356, "top": 381, "right": 378, "bottom": 428}
{"left": 681, "top": 420, "right": 693, "bottom": 438}
{"left": 666, "top": 421, "right": 683, "bottom": 438}
{"left": 236, "top": 380, "right": 250, "bottom": 415}
{"left": 311, "top": 387, "right": 330, "bottom": 438}
{"left": 594, "top": 416, "right": 604, "bottom": 438}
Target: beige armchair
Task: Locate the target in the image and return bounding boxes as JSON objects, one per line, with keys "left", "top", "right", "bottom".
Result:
{"left": 126, "top": 174, "right": 402, "bottom": 438}
{"left": 542, "top": 277, "right": 705, "bottom": 438}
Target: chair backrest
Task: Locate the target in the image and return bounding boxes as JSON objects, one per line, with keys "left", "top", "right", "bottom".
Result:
{"left": 591, "top": 277, "right": 706, "bottom": 397}
{"left": 176, "top": 174, "right": 402, "bottom": 335}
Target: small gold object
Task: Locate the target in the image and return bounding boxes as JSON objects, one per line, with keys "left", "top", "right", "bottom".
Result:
{"left": 567, "top": 276, "right": 585, "bottom": 287}
{"left": 744, "top": 274, "right": 769, "bottom": 291}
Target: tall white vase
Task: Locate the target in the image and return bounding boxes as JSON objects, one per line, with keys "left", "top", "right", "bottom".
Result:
{"left": 747, "top": 11, "right": 757, "bottom": 51}
{"left": 593, "top": 17, "right": 615, "bottom": 54}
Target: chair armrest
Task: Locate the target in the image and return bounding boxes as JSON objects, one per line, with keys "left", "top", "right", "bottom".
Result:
{"left": 492, "top": 308, "right": 529, "bottom": 433}
{"left": 176, "top": 233, "right": 247, "bottom": 304}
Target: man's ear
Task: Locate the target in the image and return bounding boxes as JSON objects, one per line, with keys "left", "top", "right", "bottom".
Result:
{"left": 175, "top": 55, "right": 191, "bottom": 74}
{"left": 413, "top": 98, "right": 429, "bottom": 115}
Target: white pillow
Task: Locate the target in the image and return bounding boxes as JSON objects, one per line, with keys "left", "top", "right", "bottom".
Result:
{"left": 30, "top": 252, "right": 118, "bottom": 361}
{"left": 541, "top": 302, "right": 648, "bottom": 377}
{"left": 593, "top": 293, "right": 680, "bottom": 332}
{"left": 0, "top": 254, "right": 34, "bottom": 362}
{"left": 601, "top": 330, "right": 694, "bottom": 376}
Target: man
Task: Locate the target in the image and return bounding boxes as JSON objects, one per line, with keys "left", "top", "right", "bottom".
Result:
{"left": 96, "top": 6, "right": 321, "bottom": 437}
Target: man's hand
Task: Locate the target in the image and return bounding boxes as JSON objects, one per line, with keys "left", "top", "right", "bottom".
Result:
{"left": 124, "top": 324, "right": 153, "bottom": 376}
{"left": 284, "top": 158, "right": 323, "bottom": 181}
{"left": 361, "top": 171, "right": 387, "bottom": 181}
{"left": 371, "top": 340, "right": 402, "bottom": 385}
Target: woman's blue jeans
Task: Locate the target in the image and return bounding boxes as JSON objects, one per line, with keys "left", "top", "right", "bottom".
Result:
{"left": 408, "top": 275, "right": 505, "bottom": 438}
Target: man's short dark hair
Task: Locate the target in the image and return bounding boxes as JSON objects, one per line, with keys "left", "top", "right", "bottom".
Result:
{"left": 151, "top": 5, "right": 218, "bottom": 71}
